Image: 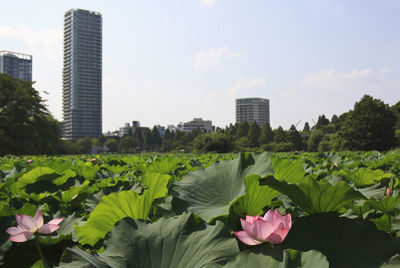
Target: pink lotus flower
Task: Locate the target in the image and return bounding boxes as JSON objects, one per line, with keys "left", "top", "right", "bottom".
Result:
{"left": 386, "top": 187, "right": 393, "bottom": 196}
{"left": 6, "top": 209, "right": 63, "bottom": 242}
{"left": 234, "top": 209, "right": 291, "bottom": 245}
{"left": 27, "top": 159, "right": 33, "bottom": 164}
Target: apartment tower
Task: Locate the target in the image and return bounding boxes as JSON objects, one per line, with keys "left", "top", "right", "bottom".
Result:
{"left": 236, "top": 97, "right": 270, "bottom": 127}
{"left": 62, "top": 9, "right": 102, "bottom": 139}
{"left": 0, "top": 51, "right": 32, "bottom": 82}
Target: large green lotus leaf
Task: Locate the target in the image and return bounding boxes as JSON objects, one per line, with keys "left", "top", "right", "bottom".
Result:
{"left": 102, "top": 165, "right": 129, "bottom": 175}
{"left": 146, "top": 157, "right": 182, "bottom": 174}
{"left": 57, "top": 247, "right": 109, "bottom": 268}
{"left": 16, "top": 167, "right": 60, "bottom": 188}
{"left": 365, "top": 195, "right": 400, "bottom": 214}
{"left": 226, "top": 249, "right": 329, "bottom": 268}
{"left": 232, "top": 175, "right": 279, "bottom": 217}
{"left": 334, "top": 168, "right": 394, "bottom": 187}
{"left": 44, "top": 159, "right": 73, "bottom": 173}
{"left": 282, "top": 213, "right": 400, "bottom": 268}
{"left": 294, "top": 250, "right": 329, "bottom": 268}
{"left": 52, "top": 169, "right": 77, "bottom": 186}
{"left": 142, "top": 172, "right": 170, "bottom": 199}
{"left": 224, "top": 248, "right": 287, "bottom": 267}
{"left": 260, "top": 176, "right": 364, "bottom": 214}
{"left": 100, "top": 213, "right": 239, "bottom": 268}
{"left": 272, "top": 158, "right": 305, "bottom": 183}
{"left": 74, "top": 165, "right": 98, "bottom": 181}
{"left": 357, "top": 185, "right": 387, "bottom": 200}
{"left": 173, "top": 153, "right": 273, "bottom": 222}
{"left": 76, "top": 173, "right": 170, "bottom": 246}
{"left": 371, "top": 214, "right": 393, "bottom": 233}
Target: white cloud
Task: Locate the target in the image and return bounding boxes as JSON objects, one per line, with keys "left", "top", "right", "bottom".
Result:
{"left": 0, "top": 24, "right": 62, "bottom": 59}
{"left": 301, "top": 68, "right": 374, "bottom": 90}
{"left": 227, "top": 76, "right": 267, "bottom": 98}
{"left": 194, "top": 45, "right": 245, "bottom": 69}
{"left": 201, "top": 0, "right": 217, "bottom": 6}
{"left": 377, "top": 68, "right": 391, "bottom": 81}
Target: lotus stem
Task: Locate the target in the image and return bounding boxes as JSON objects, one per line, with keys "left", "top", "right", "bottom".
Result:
{"left": 35, "top": 236, "right": 49, "bottom": 268}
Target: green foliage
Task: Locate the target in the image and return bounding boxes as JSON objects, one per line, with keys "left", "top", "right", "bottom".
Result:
{"left": 0, "top": 74, "right": 61, "bottom": 155}
{"left": 173, "top": 153, "right": 273, "bottom": 222}
{"left": 315, "top": 114, "right": 330, "bottom": 129}
{"left": 76, "top": 138, "right": 92, "bottom": 154}
{"left": 288, "top": 125, "right": 303, "bottom": 150}
{"left": 248, "top": 122, "right": 261, "bottom": 147}
{"left": 303, "top": 122, "right": 310, "bottom": 132}
{"left": 103, "top": 138, "right": 117, "bottom": 152}
{"left": 233, "top": 174, "right": 279, "bottom": 216}
{"left": 335, "top": 168, "right": 394, "bottom": 187}
{"left": 339, "top": 95, "right": 397, "bottom": 151}
{"left": 76, "top": 172, "right": 170, "bottom": 246}
{"left": 151, "top": 126, "right": 162, "bottom": 149}
{"left": 259, "top": 122, "right": 274, "bottom": 145}
{"left": 260, "top": 176, "right": 365, "bottom": 214}
{"left": 273, "top": 126, "right": 287, "bottom": 143}
{"left": 193, "top": 132, "right": 233, "bottom": 153}
{"left": 3, "top": 152, "right": 400, "bottom": 267}
{"left": 236, "top": 121, "right": 250, "bottom": 138}
{"left": 391, "top": 101, "right": 400, "bottom": 130}
{"left": 307, "top": 130, "right": 324, "bottom": 151}
{"left": 283, "top": 213, "right": 400, "bottom": 268}
{"left": 317, "top": 136, "right": 331, "bottom": 152}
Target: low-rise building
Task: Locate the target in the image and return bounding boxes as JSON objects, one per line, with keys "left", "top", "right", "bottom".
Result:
{"left": 182, "top": 118, "right": 213, "bottom": 132}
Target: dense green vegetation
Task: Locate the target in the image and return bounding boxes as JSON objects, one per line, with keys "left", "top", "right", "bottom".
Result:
{"left": 1, "top": 151, "right": 400, "bottom": 267}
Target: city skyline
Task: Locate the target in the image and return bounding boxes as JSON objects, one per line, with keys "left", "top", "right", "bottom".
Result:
{"left": 1, "top": 1, "right": 399, "bottom": 132}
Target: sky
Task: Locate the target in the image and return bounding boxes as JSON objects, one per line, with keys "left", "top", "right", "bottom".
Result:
{"left": 1, "top": 0, "right": 399, "bottom": 132}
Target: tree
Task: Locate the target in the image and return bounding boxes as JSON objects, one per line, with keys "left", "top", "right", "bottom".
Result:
{"left": 273, "top": 126, "right": 287, "bottom": 143}
{"left": 339, "top": 95, "right": 396, "bottom": 151}
{"left": 307, "top": 130, "right": 324, "bottom": 151}
{"left": 118, "top": 136, "right": 138, "bottom": 153}
{"left": 259, "top": 123, "right": 274, "bottom": 145}
{"left": 76, "top": 137, "right": 92, "bottom": 153}
{"left": 248, "top": 122, "right": 261, "bottom": 147}
{"left": 391, "top": 101, "right": 400, "bottom": 129}
{"left": 104, "top": 138, "right": 118, "bottom": 152}
{"left": 331, "top": 114, "right": 339, "bottom": 124}
{"left": 303, "top": 122, "right": 310, "bottom": 132}
{"left": 315, "top": 114, "right": 330, "bottom": 129}
{"left": 151, "top": 126, "right": 162, "bottom": 150}
{"left": 0, "top": 74, "right": 61, "bottom": 155}
{"left": 133, "top": 128, "right": 143, "bottom": 148}
{"left": 91, "top": 138, "right": 101, "bottom": 147}
{"left": 193, "top": 132, "right": 233, "bottom": 153}
{"left": 288, "top": 125, "right": 303, "bottom": 150}
{"left": 236, "top": 121, "right": 250, "bottom": 138}
{"left": 143, "top": 128, "right": 153, "bottom": 150}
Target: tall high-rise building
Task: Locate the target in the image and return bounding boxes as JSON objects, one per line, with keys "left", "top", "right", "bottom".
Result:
{"left": 62, "top": 9, "right": 102, "bottom": 140}
{"left": 236, "top": 97, "right": 270, "bottom": 127}
{"left": 0, "top": 51, "right": 32, "bottom": 82}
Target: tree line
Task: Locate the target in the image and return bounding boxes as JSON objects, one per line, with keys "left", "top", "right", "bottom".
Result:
{"left": 1, "top": 73, "right": 399, "bottom": 155}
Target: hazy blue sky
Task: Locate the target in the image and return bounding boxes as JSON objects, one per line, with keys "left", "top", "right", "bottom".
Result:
{"left": 1, "top": 0, "right": 399, "bottom": 132}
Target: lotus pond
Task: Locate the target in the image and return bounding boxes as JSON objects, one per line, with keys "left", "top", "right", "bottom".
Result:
{"left": 1, "top": 151, "right": 400, "bottom": 267}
